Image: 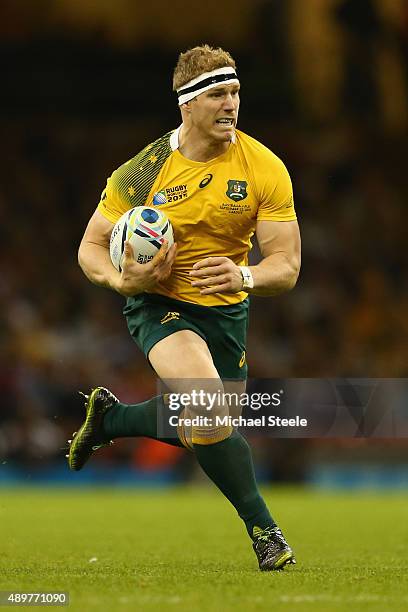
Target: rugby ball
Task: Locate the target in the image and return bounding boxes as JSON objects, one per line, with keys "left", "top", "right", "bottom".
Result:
{"left": 110, "top": 206, "right": 174, "bottom": 271}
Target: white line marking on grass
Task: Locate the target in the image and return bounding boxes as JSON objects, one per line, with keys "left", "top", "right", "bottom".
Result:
{"left": 121, "top": 596, "right": 182, "bottom": 605}
{"left": 278, "top": 594, "right": 400, "bottom": 604}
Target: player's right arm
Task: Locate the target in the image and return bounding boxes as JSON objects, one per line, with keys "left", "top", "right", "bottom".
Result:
{"left": 78, "top": 209, "right": 176, "bottom": 297}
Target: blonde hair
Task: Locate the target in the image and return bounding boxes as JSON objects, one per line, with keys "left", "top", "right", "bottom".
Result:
{"left": 172, "top": 44, "right": 236, "bottom": 91}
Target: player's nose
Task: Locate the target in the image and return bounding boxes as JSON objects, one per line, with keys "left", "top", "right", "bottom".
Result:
{"left": 222, "top": 93, "right": 237, "bottom": 111}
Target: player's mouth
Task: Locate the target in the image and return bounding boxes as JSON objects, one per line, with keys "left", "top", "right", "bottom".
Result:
{"left": 215, "top": 118, "right": 234, "bottom": 126}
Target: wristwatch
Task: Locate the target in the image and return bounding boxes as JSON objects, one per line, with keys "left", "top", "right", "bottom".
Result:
{"left": 239, "top": 266, "right": 254, "bottom": 290}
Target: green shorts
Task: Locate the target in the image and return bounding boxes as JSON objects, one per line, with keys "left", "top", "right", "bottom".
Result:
{"left": 123, "top": 293, "right": 249, "bottom": 380}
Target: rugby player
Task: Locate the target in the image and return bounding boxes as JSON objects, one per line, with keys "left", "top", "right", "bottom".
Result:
{"left": 68, "top": 45, "right": 301, "bottom": 571}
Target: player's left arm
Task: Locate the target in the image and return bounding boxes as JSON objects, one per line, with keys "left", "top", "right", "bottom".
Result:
{"left": 249, "top": 219, "right": 301, "bottom": 296}
{"left": 189, "top": 220, "right": 300, "bottom": 296}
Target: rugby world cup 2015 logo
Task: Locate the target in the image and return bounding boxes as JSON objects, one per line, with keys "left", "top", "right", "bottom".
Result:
{"left": 152, "top": 190, "right": 167, "bottom": 206}
{"left": 226, "top": 180, "right": 248, "bottom": 201}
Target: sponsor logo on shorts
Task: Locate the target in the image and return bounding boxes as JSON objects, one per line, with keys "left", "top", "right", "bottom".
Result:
{"left": 239, "top": 350, "right": 246, "bottom": 368}
{"left": 161, "top": 311, "right": 180, "bottom": 324}
{"left": 226, "top": 180, "right": 248, "bottom": 201}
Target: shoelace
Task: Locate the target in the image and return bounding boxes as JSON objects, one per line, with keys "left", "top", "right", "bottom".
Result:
{"left": 256, "top": 527, "right": 285, "bottom": 544}
{"left": 92, "top": 441, "right": 114, "bottom": 451}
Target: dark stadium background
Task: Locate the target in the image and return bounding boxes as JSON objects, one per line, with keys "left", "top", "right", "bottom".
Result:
{"left": 1, "top": 0, "right": 407, "bottom": 487}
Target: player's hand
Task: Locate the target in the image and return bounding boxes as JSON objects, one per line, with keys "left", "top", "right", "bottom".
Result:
{"left": 189, "top": 256, "right": 243, "bottom": 295}
{"left": 117, "top": 240, "right": 177, "bottom": 296}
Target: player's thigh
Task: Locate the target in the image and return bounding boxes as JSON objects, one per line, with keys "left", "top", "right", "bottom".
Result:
{"left": 149, "top": 329, "right": 219, "bottom": 381}
{"left": 150, "top": 330, "right": 231, "bottom": 416}
{"left": 149, "top": 330, "right": 247, "bottom": 417}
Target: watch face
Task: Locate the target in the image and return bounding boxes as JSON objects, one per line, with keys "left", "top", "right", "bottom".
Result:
{"left": 240, "top": 267, "right": 253, "bottom": 289}
{"left": 241, "top": 271, "right": 253, "bottom": 289}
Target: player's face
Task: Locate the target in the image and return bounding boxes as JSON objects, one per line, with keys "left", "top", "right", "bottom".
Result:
{"left": 189, "top": 83, "right": 240, "bottom": 143}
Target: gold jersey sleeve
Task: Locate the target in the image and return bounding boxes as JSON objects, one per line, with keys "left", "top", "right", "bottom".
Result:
{"left": 236, "top": 131, "right": 296, "bottom": 222}
{"left": 96, "top": 128, "right": 296, "bottom": 307}
{"left": 257, "top": 160, "right": 295, "bottom": 221}
{"left": 97, "top": 131, "right": 173, "bottom": 223}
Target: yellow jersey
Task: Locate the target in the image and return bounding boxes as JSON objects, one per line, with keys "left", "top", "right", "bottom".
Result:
{"left": 98, "top": 127, "right": 296, "bottom": 306}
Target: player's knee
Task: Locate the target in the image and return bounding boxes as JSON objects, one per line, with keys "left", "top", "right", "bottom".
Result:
{"left": 177, "top": 416, "right": 233, "bottom": 449}
{"left": 177, "top": 414, "right": 194, "bottom": 451}
{"left": 191, "top": 424, "right": 233, "bottom": 446}
{"left": 174, "top": 387, "right": 235, "bottom": 449}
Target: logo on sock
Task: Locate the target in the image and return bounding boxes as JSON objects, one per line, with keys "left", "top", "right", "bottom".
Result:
{"left": 160, "top": 311, "right": 180, "bottom": 324}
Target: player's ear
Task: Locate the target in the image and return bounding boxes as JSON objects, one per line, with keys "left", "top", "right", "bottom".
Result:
{"left": 181, "top": 102, "right": 192, "bottom": 115}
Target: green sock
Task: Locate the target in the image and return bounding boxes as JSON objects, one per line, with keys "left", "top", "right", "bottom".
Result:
{"left": 193, "top": 430, "right": 275, "bottom": 539}
{"left": 102, "top": 395, "right": 184, "bottom": 448}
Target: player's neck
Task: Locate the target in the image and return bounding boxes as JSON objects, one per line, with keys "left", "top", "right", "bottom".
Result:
{"left": 178, "top": 125, "right": 231, "bottom": 162}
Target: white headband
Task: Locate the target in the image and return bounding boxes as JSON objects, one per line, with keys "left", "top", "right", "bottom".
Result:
{"left": 177, "top": 66, "right": 239, "bottom": 106}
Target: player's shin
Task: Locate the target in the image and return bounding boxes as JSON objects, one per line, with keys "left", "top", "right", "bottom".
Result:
{"left": 193, "top": 429, "right": 276, "bottom": 539}
{"left": 102, "top": 395, "right": 185, "bottom": 448}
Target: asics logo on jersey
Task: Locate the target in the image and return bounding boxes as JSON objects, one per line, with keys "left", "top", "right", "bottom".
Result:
{"left": 161, "top": 312, "right": 180, "bottom": 324}
{"left": 199, "top": 174, "right": 213, "bottom": 188}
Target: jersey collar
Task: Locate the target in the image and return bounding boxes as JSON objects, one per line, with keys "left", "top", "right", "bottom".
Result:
{"left": 169, "top": 126, "right": 181, "bottom": 150}
{"left": 169, "top": 124, "right": 236, "bottom": 151}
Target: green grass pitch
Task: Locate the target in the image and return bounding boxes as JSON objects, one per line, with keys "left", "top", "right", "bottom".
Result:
{"left": 0, "top": 486, "right": 407, "bottom": 611}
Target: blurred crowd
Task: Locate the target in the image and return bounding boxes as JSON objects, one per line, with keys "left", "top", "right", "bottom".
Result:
{"left": 1, "top": 0, "right": 407, "bottom": 471}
